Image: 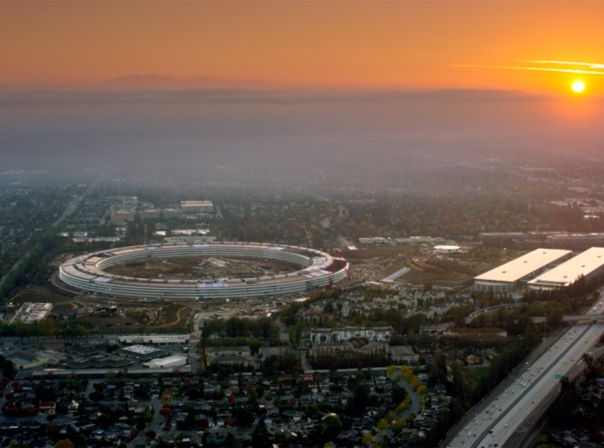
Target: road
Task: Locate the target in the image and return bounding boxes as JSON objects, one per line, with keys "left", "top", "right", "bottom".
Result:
{"left": 189, "top": 312, "right": 204, "bottom": 374}
{"left": 444, "top": 293, "right": 604, "bottom": 448}
{"left": 381, "top": 267, "right": 411, "bottom": 283}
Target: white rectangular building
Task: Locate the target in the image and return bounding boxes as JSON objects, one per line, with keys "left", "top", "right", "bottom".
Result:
{"left": 117, "top": 334, "right": 190, "bottom": 345}
{"left": 528, "top": 247, "right": 604, "bottom": 290}
{"left": 310, "top": 326, "right": 393, "bottom": 345}
{"left": 474, "top": 248, "right": 572, "bottom": 293}
{"left": 180, "top": 200, "right": 214, "bottom": 213}
{"left": 144, "top": 355, "right": 187, "bottom": 369}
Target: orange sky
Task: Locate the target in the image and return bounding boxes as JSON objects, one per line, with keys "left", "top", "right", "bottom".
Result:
{"left": 2, "top": 0, "right": 604, "bottom": 93}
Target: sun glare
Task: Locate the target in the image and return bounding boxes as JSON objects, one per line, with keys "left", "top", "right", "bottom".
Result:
{"left": 571, "top": 80, "right": 586, "bottom": 93}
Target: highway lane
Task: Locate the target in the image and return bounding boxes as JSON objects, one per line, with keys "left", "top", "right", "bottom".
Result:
{"left": 449, "top": 324, "right": 594, "bottom": 447}
{"left": 485, "top": 323, "right": 604, "bottom": 447}
{"left": 461, "top": 323, "right": 603, "bottom": 448}
{"left": 446, "top": 293, "right": 604, "bottom": 448}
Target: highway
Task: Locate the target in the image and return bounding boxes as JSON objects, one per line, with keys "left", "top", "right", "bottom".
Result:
{"left": 444, "top": 294, "right": 604, "bottom": 448}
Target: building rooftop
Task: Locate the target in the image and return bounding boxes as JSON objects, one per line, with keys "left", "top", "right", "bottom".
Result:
{"left": 180, "top": 200, "right": 213, "bottom": 208}
{"left": 310, "top": 326, "right": 393, "bottom": 333}
{"left": 528, "top": 247, "right": 604, "bottom": 288}
{"left": 116, "top": 334, "right": 189, "bottom": 344}
{"left": 11, "top": 302, "right": 53, "bottom": 324}
{"left": 474, "top": 248, "right": 571, "bottom": 284}
{"left": 390, "top": 345, "right": 417, "bottom": 356}
{"left": 144, "top": 354, "right": 187, "bottom": 369}
{"left": 120, "top": 345, "right": 161, "bottom": 356}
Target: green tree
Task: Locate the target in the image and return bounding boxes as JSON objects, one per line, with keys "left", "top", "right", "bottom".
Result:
{"left": 546, "top": 304, "right": 564, "bottom": 329}
{"left": 321, "top": 413, "right": 343, "bottom": 440}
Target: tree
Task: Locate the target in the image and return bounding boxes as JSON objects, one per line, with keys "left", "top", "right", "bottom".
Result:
{"left": 0, "top": 357, "right": 16, "bottom": 379}
{"left": 55, "top": 440, "right": 74, "bottom": 448}
{"left": 522, "top": 320, "right": 541, "bottom": 346}
{"left": 160, "top": 391, "right": 172, "bottom": 406}
{"left": 350, "top": 382, "right": 371, "bottom": 410}
{"left": 144, "top": 405, "right": 154, "bottom": 423}
{"left": 546, "top": 304, "right": 564, "bottom": 329}
{"left": 451, "top": 362, "right": 466, "bottom": 398}
{"left": 417, "top": 384, "right": 427, "bottom": 396}
{"left": 393, "top": 416, "right": 407, "bottom": 432}
{"left": 429, "top": 352, "right": 447, "bottom": 383}
{"left": 224, "top": 432, "right": 236, "bottom": 447}
{"left": 321, "top": 413, "right": 343, "bottom": 440}
{"left": 251, "top": 418, "right": 269, "bottom": 447}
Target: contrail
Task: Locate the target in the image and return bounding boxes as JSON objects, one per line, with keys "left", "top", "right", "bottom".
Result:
{"left": 452, "top": 64, "right": 604, "bottom": 75}
{"left": 523, "top": 60, "right": 604, "bottom": 69}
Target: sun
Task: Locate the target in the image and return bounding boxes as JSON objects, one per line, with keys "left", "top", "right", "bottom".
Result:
{"left": 571, "top": 80, "right": 586, "bottom": 94}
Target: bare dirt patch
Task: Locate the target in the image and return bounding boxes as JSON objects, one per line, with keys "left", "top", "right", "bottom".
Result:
{"left": 105, "top": 256, "right": 297, "bottom": 280}
{"left": 79, "top": 303, "right": 194, "bottom": 333}
{"left": 344, "top": 245, "right": 527, "bottom": 286}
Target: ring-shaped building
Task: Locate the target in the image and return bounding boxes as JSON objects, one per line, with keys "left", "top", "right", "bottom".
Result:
{"left": 59, "top": 242, "right": 348, "bottom": 299}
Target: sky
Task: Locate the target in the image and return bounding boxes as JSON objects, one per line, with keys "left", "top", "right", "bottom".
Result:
{"left": 2, "top": 0, "right": 604, "bottom": 93}
{"left": 2, "top": 1, "right": 604, "bottom": 188}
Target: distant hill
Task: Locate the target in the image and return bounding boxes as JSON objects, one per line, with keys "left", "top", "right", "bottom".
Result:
{"left": 102, "top": 74, "right": 292, "bottom": 90}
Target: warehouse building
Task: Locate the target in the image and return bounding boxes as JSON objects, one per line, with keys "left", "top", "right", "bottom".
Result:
{"left": 528, "top": 247, "right": 604, "bottom": 290}
{"left": 180, "top": 200, "right": 214, "bottom": 213}
{"left": 116, "top": 334, "right": 190, "bottom": 345}
{"left": 473, "top": 248, "right": 572, "bottom": 293}
{"left": 433, "top": 244, "right": 462, "bottom": 254}
{"left": 118, "top": 345, "right": 165, "bottom": 361}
